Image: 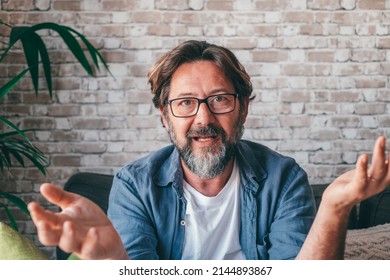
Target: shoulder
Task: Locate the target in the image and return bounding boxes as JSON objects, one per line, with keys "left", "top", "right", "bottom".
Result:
{"left": 113, "top": 145, "right": 179, "bottom": 190}
{"left": 237, "top": 140, "right": 309, "bottom": 193}
{"left": 237, "top": 140, "right": 300, "bottom": 171}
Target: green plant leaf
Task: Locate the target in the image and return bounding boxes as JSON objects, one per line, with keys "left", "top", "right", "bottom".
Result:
{"left": 20, "top": 31, "right": 40, "bottom": 95}
{"left": 30, "top": 22, "right": 93, "bottom": 75}
{"left": 14, "top": 148, "right": 47, "bottom": 176}
{"left": 8, "top": 147, "right": 25, "bottom": 167}
{"left": 0, "top": 137, "right": 48, "bottom": 175}
{"left": 0, "top": 124, "right": 48, "bottom": 175}
{"left": 2, "top": 22, "right": 111, "bottom": 99}
{"left": 9, "top": 26, "right": 29, "bottom": 45}
{"left": 32, "top": 32, "right": 52, "bottom": 96}
{"left": 63, "top": 26, "right": 112, "bottom": 76}
{"left": 0, "top": 68, "right": 29, "bottom": 101}
{"left": 0, "top": 116, "right": 32, "bottom": 144}
{"left": 0, "top": 191, "right": 30, "bottom": 217}
{"left": 0, "top": 203, "right": 19, "bottom": 231}
{"left": 0, "top": 145, "right": 11, "bottom": 167}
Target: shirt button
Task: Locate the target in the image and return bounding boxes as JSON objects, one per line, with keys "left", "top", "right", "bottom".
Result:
{"left": 180, "top": 220, "right": 186, "bottom": 226}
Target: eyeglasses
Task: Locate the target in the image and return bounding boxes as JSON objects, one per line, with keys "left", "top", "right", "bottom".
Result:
{"left": 165, "top": 93, "right": 238, "bottom": 118}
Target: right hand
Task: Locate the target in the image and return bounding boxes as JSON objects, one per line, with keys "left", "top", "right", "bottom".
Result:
{"left": 28, "top": 183, "right": 129, "bottom": 260}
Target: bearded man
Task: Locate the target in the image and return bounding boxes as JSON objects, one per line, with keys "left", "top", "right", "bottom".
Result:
{"left": 29, "top": 40, "right": 390, "bottom": 260}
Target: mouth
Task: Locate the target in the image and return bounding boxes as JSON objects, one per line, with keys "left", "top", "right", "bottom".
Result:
{"left": 192, "top": 135, "right": 218, "bottom": 142}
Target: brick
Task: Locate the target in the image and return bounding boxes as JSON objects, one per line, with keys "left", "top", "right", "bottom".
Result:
{"left": 280, "top": 90, "right": 311, "bottom": 102}
{"left": 52, "top": 1, "right": 81, "bottom": 11}
{"left": 329, "top": 91, "right": 361, "bottom": 102}
{"left": 358, "top": 0, "right": 386, "bottom": 9}
{"left": 283, "top": 64, "right": 314, "bottom": 76}
{"left": 307, "top": 0, "right": 341, "bottom": 10}
{"left": 97, "top": 104, "right": 132, "bottom": 116}
{"left": 309, "top": 128, "right": 341, "bottom": 140}
{"left": 127, "top": 116, "right": 161, "bottom": 128}
{"left": 330, "top": 116, "right": 361, "bottom": 127}
{"left": 355, "top": 77, "right": 386, "bottom": 88}
{"left": 275, "top": 37, "right": 316, "bottom": 48}
{"left": 225, "top": 38, "right": 257, "bottom": 49}
{"left": 188, "top": 0, "right": 204, "bottom": 10}
{"left": 22, "top": 118, "right": 55, "bottom": 129}
{"left": 255, "top": 1, "right": 288, "bottom": 10}
{"left": 355, "top": 103, "right": 386, "bottom": 115}
{"left": 99, "top": 129, "right": 139, "bottom": 141}
{"left": 253, "top": 26, "right": 277, "bottom": 37}
{"left": 377, "top": 38, "right": 390, "bottom": 49}
{"left": 132, "top": 12, "right": 163, "bottom": 23}
{"left": 73, "top": 143, "right": 107, "bottom": 153}
{"left": 356, "top": 24, "right": 377, "bottom": 36}
{"left": 340, "top": 0, "right": 356, "bottom": 10}
{"left": 285, "top": 12, "right": 315, "bottom": 23}
{"left": 252, "top": 128, "right": 292, "bottom": 140}
{"left": 332, "top": 64, "right": 364, "bottom": 76}
{"left": 309, "top": 152, "right": 343, "bottom": 164}
{"left": 48, "top": 105, "right": 81, "bottom": 116}
{"left": 101, "top": 0, "right": 136, "bottom": 10}
{"left": 206, "top": 1, "right": 234, "bottom": 10}
{"left": 51, "top": 155, "right": 81, "bottom": 166}
{"left": 72, "top": 118, "right": 110, "bottom": 129}
{"left": 308, "top": 51, "right": 335, "bottom": 62}
{"left": 2, "top": 0, "right": 35, "bottom": 11}
{"left": 306, "top": 103, "right": 337, "bottom": 114}
{"left": 377, "top": 90, "right": 390, "bottom": 101}
{"left": 351, "top": 50, "right": 386, "bottom": 62}
{"left": 155, "top": 0, "right": 189, "bottom": 10}
{"left": 252, "top": 50, "right": 288, "bottom": 62}
{"left": 52, "top": 131, "right": 82, "bottom": 142}
{"left": 101, "top": 153, "right": 134, "bottom": 166}
{"left": 280, "top": 115, "right": 310, "bottom": 127}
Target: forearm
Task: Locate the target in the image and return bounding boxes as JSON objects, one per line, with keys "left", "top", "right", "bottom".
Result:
{"left": 296, "top": 203, "right": 353, "bottom": 260}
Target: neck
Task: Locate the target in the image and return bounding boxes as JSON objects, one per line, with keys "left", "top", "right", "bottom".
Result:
{"left": 181, "top": 158, "right": 235, "bottom": 197}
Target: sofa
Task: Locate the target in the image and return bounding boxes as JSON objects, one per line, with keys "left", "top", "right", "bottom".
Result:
{"left": 1, "top": 172, "right": 390, "bottom": 260}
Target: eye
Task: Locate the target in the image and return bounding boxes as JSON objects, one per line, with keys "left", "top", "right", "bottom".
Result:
{"left": 177, "top": 98, "right": 197, "bottom": 107}
{"left": 209, "top": 95, "right": 229, "bottom": 104}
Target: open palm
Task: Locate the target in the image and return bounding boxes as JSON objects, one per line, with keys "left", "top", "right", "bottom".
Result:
{"left": 323, "top": 136, "right": 390, "bottom": 211}
{"left": 28, "top": 183, "right": 128, "bottom": 260}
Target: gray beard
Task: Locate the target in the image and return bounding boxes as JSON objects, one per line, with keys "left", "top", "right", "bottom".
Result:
{"left": 166, "top": 115, "right": 244, "bottom": 179}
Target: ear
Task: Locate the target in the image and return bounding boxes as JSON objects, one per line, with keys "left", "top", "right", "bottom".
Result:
{"left": 160, "top": 107, "right": 169, "bottom": 129}
{"left": 241, "top": 97, "right": 250, "bottom": 124}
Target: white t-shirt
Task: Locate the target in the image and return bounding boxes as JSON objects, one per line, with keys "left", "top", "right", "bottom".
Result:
{"left": 181, "top": 160, "right": 245, "bottom": 260}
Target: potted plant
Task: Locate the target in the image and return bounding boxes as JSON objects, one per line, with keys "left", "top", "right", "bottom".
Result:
{"left": 0, "top": 19, "right": 110, "bottom": 231}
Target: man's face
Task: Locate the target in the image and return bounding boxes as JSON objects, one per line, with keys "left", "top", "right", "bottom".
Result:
{"left": 161, "top": 60, "right": 249, "bottom": 179}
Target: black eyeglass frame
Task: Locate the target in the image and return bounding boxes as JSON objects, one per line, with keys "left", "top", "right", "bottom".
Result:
{"left": 164, "top": 93, "right": 239, "bottom": 118}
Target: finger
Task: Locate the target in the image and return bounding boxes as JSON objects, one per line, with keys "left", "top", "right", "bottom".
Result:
{"left": 80, "top": 227, "right": 100, "bottom": 259}
{"left": 354, "top": 154, "right": 369, "bottom": 188}
{"left": 58, "top": 221, "right": 80, "bottom": 254}
{"left": 35, "top": 220, "right": 62, "bottom": 246}
{"left": 368, "top": 136, "right": 387, "bottom": 181}
{"left": 40, "top": 183, "right": 81, "bottom": 209}
{"left": 28, "top": 201, "right": 62, "bottom": 228}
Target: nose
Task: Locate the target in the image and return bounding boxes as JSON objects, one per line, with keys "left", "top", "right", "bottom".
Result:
{"left": 193, "top": 102, "right": 216, "bottom": 125}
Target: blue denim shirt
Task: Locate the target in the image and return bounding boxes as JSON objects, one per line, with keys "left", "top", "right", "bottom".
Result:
{"left": 108, "top": 140, "right": 316, "bottom": 260}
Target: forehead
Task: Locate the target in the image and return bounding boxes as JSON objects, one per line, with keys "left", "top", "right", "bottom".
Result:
{"left": 169, "top": 60, "right": 235, "bottom": 97}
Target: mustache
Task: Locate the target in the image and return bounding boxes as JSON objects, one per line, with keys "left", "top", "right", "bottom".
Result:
{"left": 186, "top": 125, "right": 226, "bottom": 138}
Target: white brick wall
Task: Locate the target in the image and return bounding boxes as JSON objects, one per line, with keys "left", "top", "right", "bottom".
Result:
{"left": 1, "top": 0, "right": 390, "bottom": 257}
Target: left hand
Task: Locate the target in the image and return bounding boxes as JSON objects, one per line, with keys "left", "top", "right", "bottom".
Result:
{"left": 322, "top": 136, "right": 390, "bottom": 212}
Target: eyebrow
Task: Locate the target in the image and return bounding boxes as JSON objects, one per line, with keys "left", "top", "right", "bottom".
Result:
{"left": 174, "top": 89, "right": 232, "bottom": 98}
